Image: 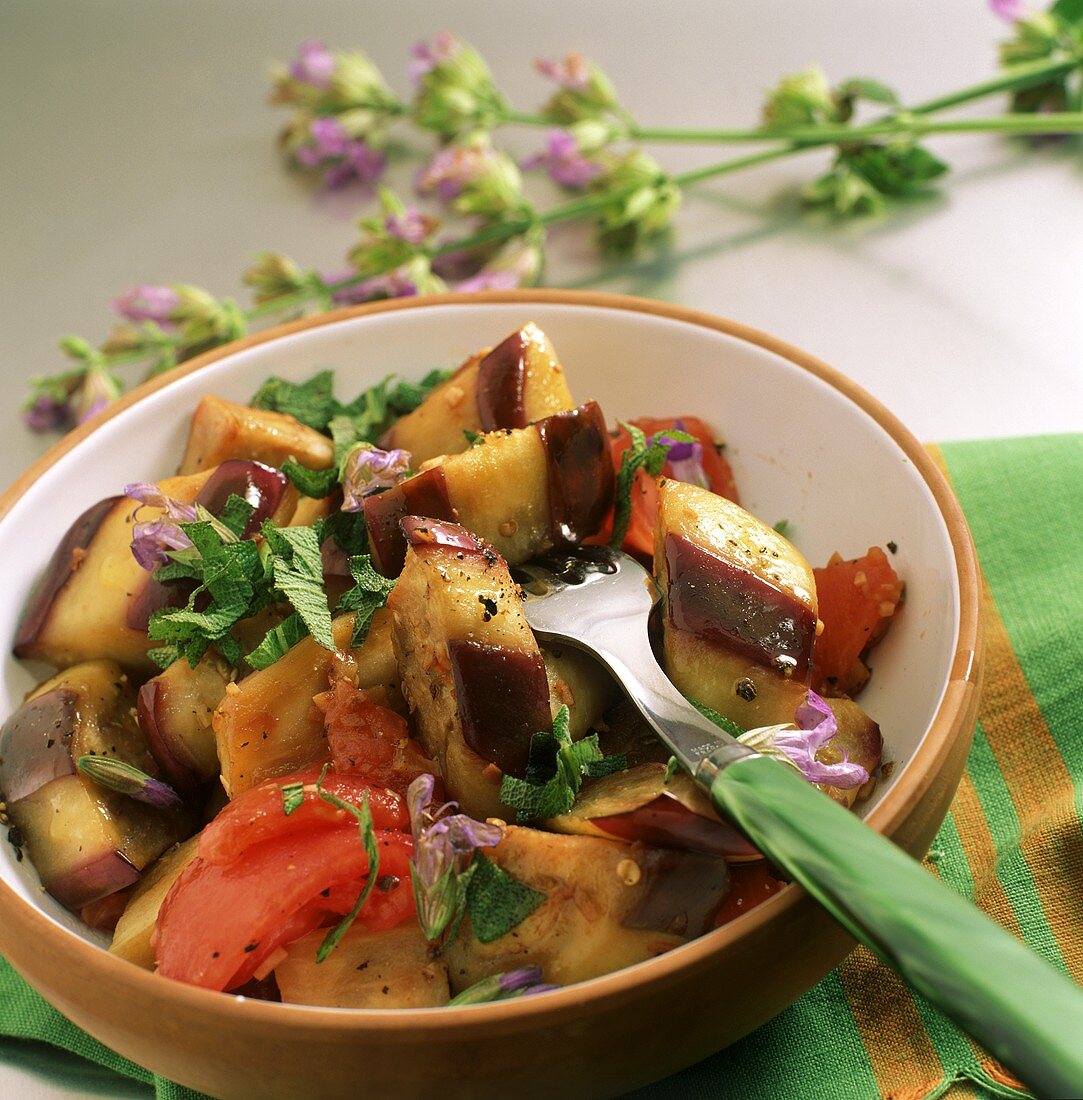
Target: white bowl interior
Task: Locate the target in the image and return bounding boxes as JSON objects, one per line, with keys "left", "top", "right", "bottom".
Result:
{"left": 0, "top": 301, "right": 959, "bottom": 948}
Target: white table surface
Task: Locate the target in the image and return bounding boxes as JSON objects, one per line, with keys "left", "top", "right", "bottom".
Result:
{"left": 1, "top": 1, "right": 1081, "bottom": 1096}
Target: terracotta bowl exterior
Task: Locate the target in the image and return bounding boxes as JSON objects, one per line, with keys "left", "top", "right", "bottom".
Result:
{"left": 0, "top": 292, "right": 981, "bottom": 1099}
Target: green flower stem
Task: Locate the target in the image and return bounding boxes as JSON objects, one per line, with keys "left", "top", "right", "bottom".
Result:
{"left": 630, "top": 111, "right": 1083, "bottom": 145}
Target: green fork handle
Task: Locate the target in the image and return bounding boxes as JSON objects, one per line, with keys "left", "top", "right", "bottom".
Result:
{"left": 705, "top": 753, "right": 1083, "bottom": 1099}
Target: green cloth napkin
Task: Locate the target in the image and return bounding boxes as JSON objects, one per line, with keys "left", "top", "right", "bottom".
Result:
{"left": 2, "top": 433, "right": 1080, "bottom": 1100}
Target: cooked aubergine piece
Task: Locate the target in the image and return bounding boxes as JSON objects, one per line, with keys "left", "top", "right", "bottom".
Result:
{"left": 214, "top": 611, "right": 401, "bottom": 797}
{"left": 14, "top": 460, "right": 295, "bottom": 673}
{"left": 109, "top": 835, "right": 200, "bottom": 968}
{"left": 540, "top": 643, "right": 618, "bottom": 740}
{"left": 446, "top": 826, "right": 730, "bottom": 990}
{"left": 275, "top": 923, "right": 450, "bottom": 1008}
{"left": 137, "top": 653, "right": 233, "bottom": 792}
{"left": 178, "top": 395, "right": 335, "bottom": 475}
{"left": 654, "top": 479, "right": 881, "bottom": 799}
{"left": 0, "top": 662, "right": 193, "bottom": 909}
{"left": 367, "top": 400, "right": 614, "bottom": 575}
{"left": 546, "top": 762, "right": 759, "bottom": 861}
{"left": 388, "top": 519, "right": 555, "bottom": 820}
{"left": 381, "top": 323, "right": 575, "bottom": 466}
{"left": 655, "top": 477, "right": 819, "bottom": 729}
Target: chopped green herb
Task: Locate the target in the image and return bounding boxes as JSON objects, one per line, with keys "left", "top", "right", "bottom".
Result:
{"left": 76, "top": 755, "right": 181, "bottom": 809}
{"left": 336, "top": 554, "right": 396, "bottom": 647}
{"left": 281, "top": 781, "right": 305, "bottom": 816}
{"left": 465, "top": 853, "right": 545, "bottom": 944}
{"left": 281, "top": 458, "right": 338, "bottom": 499}
{"left": 251, "top": 370, "right": 338, "bottom": 431}
{"left": 314, "top": 766, "right": 379, "bottom": 962}
{"left": 463, "top": 429, "right": 484, "bottom": 446}
{"left": 246, "top": 611, "right": 310, "bottom": 671}
{"left": 216, "top": 494, "right": 256, "bottom": 539}
{"left": 260, "top": 522, "right": 335, "bottom": 652}
{"left": 688, "top": 696, "right": 746, "bottom": 739}
{"left": 663, "top": 756, "right": 680, "bottom": 784}
{"left": 609, "top": 422, "right": 695, "bottom": 549}
{"left": 499, "top": 706, "right": 626, "bottom": 821}
{"left": 773, "top": 519, "right": 792, "bottom": 539}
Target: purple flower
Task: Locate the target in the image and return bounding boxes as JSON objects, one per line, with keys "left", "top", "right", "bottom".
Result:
{"left": 407, "top": 773, "right": 503, "bottom": 941}
{"left": 73, "top": 369, "right": 121, "bottom": 425}
{"left": 523, "top": 129, "right": 603, "bottom": 190}
{"left": 289, "top": 40, "right": 336, "bottom": 88}
{"left": 340, "top": 444, "right": 412, "bottom": 510}
{"left": 325, "top": 141, "right": 386, "bottom": 188}
{"left": 534, "top": 52, "right": 591, "bottom": 92}
{"left": 386, "top": 207, "right": 433, "bottom": 245}
{"left": 654, "top": 420, "right": 708, "bottom": 489}
{"left": 448, "top": 966, "right": 560, "bottom": 1006}
{"left": 740, "top": 691, "right": 870, "bottom": 789}
{"left": 309, "top": 116, "right": 350, "bottom": 156}
{"left": 22, "top": 393, "right": 73, "bottom": 434}
{"left": 990, "top": 0, "right": 1029, "bottom": 21}
{"left": 408, "top": 32, "right": 458, "bottom": 86}
{"left": 456, "top": 268, "right": 521, "bottom": 292}
{"left": 124, "top": 482, "right": 197, "bottom": 570}
{"left": 76, "top": 754, "right": 182, "bottom": 810}
{"left": 326, "top": 269, "right": 418, "bottom": 306}
{"left": 111, "top": 285, "right": 179, "bottom": 325}
{"left": 416, "top": 144, "right": 490, "bottom": 202}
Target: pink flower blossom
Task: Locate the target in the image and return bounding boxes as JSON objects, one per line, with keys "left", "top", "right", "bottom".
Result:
{"left": 124, "top": 482, "right": 198, "bottom": 571}
{"left": 654, "top": 420, "right": 708, "bottom": 488}
{"left": 386, "top": 207, "right": 432, "bottom": 245}
{"left": 456, "top": 268, "right": 521, "bottom": 292}
{"left": 289, "top": 40, "right": 336, "bottom": 88}
{"left": 325, "top": 269, "right": 419, "bottom": 306}
{"left": 523, "top": 129, "right": 602, "bottom": 189}
{"left": 340, "top": 444, "right": 412, "bottom": 510}
{"left": 111, "top": 285, "right": 179, "bottom": 324}
{"left": 416, "top": 143, "right": 492, "bottom": 202}
{"left": 22, "top": 394, "right": 72, "bottom": 434}
{"left": 534, "top": 52, "right": 591, "bottom": 92}
{"left": 408, "top": 32, "right": 458, "bottom": 86}
{"left": 989, "top": 0, "right": 1029, "bottom": 21}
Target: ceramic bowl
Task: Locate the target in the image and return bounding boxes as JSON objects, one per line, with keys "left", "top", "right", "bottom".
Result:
{"left": 0, "top": 291, "right": 981, "bottom": 1099}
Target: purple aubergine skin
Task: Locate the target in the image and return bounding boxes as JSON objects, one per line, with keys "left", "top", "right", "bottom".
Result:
{"left": 665, "top": 534, "right": 817, "bottom": 680}
{"left": 48, "top": 847, "right": 142, "bottom": 911}
{"left": 621, "top": 847, "right": 731, "bottom": 938}
{"left": 476, "top": 329, "right": 530, "bottom": 431}
{"left": 197, "top": 459, "right": 289, "bottom": 537}
{"left": 136, "top": 680, "right": 202, "bottom": 794}
{"left": 401, "top": 515, "right": 495, "bottom": 559}
{"left": 128, "top": 459, "right": 290, "bottom": 631}
{"left": 536, "top": 401, "right": 616, "bottom": 546}
{"left": 591, "top": 793, "right": 760, "bottom": 861}
{"left": 13, "top": 496, "right": 121, "bottom": 659}
{"left": 447, "top": 639, "right": 552, "bottom": 778}
{"left": 0, "top": 690, "right": 79, "bottom": 804}
{"left": 365, "top": 468, "right": 456, "bottom": 576}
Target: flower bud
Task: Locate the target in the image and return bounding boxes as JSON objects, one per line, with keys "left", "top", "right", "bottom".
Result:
{"left": 417, "top": 138, "right": 524, "bottom": 219}
{"left": 535, "top": 52, "right": 624, "bottom": 125}
{"left": 589, "top": 150, "right": 681, "bottom": 254}
{"left": 411, "top": 34, "right": 508, "bottom": 139}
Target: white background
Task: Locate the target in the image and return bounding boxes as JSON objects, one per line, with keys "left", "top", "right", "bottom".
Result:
{"left": 1, "top": 1, "right": 1081, "bottom": 1096}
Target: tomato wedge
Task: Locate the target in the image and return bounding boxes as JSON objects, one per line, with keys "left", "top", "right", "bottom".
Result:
{"left": 320, "top": 681, "right": 437, "bottom": 796}
{"left": 590, "top": 416, "right": 740, "bottom": 561}
{"left": 157, "top": 827, "right": 412, "bottom": 990}
{"left": 713, "top": 861, "right": 787, "bottom": 928}
{"left": 813, "top": 546, "right": 904, "bottom": 696}
{"left": 198, "top": 765, "right": 409, "bottom": 867}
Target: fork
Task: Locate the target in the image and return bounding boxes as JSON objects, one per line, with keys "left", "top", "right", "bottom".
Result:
{"left": 515, "top": 546, "right": 1083, "bottom": 1099}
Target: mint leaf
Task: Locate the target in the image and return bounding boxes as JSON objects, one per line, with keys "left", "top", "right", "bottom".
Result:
{"left": 609, "top": 423, "right": 696, "bottom": 549}
{"left": 499, "top": 706, "right": 626, "bottom": 822}
{"left": 318, "top": 510, "right": 370, "bottom": 557}
{"left": 314, "top": 767, "right": 379, "bottom": 962}
{"left": 282, "top": 458, "right": 338, "bottom": 499}
{"left": 251, "top": 370, "right": 337, "bottom": 431}
{"left": 688, "top": 696, "right": 746, "bottom": 739}
{"left": 336, "top": 554, "right": 395, "bottom": 647}
{"left": 465, "top": 853, "right": 545, "bottom": 944}
{"left": 246, "top": 611, "right": 310, "bottom": 671}
{"left": 261, "top": 522, "right": 334, "bottom": 652}
{"left": 772, "top": 519, "right": 792, "bottom": 539}
{"left": 281, "top": 781, "right": 305, "bottom": 816}
{"left": 214, "top": 494, "right": 256, "bottom": 539}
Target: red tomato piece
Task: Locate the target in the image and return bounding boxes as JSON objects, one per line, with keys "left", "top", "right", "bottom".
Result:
{"left": 198, "top": 765, "right": 409, "bottom": 868}
{"left": 590, "top": 416, "right": 740, "bottom": 561}
{"left": 157, "top": 827, "right": 413, "bottom": 991}
{"left": 713, "top": 861, "right": 787, "bottom": 928}
{"left": 320, "top": 681, "right": 437, "bottom": 796}
{"left": 813, "top": 546, "right": 904, "bottom": 697}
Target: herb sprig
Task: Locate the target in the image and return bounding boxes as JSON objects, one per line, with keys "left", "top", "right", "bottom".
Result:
{"left": 609, "top": 424, "right": 695, "bottom": 549}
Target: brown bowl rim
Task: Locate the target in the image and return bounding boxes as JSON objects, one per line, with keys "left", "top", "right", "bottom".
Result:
{"left": 0, "top": 289, "right": 981, "bottom": 1036}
